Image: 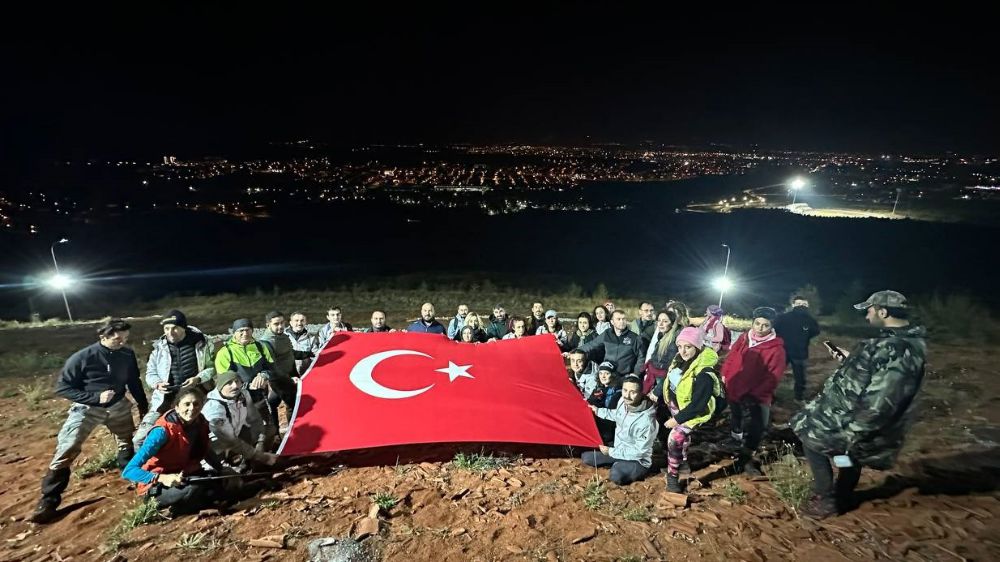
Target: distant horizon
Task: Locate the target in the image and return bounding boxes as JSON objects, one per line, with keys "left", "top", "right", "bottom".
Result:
{"left": 11, "top": 139, "right": 1000, "bottom": 165}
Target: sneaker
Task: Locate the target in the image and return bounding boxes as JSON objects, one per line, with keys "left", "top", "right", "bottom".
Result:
{"left": 721, "top": 434, "right": 743, "bottom": 452}
{"left": 666, "top": 473, "right": 683, "bottom": 493}
{"left": 29, "top": 501, "right": 59, "bottom": 524}
{"left": 800, "top": 494, "right": 837, "bottom": 519}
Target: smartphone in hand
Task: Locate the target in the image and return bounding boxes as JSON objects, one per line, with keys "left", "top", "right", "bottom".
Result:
{"left": 824, "top": 340, "right": 846, "bottom": 360}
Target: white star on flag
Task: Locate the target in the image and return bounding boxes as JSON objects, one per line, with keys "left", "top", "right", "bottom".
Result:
{"left": 435, "top": 361, "right": 474, "bottom": 382}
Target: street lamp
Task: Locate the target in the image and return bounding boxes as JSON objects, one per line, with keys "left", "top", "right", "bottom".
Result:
{"left": 789, "top": 177, "right": 806, "bottom": 205}
{"left": 50, "top": 238, "right": 73, "bottom": 321}
{"left": 714, "top": 243, "right": 732, "bottom": 307}
{"left": 892, "top": 188, "right": 903, "bottom": 216}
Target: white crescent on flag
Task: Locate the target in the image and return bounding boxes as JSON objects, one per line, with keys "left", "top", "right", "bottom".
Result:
{"left": 348, "top": 349, "right": 436, "bottom": 399}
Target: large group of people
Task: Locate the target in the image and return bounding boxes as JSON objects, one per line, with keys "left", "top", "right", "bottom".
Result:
{"left": 28, "top": 289, "right": 927, "bottom": 524}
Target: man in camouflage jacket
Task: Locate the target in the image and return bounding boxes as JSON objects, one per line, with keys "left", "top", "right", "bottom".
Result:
{"left": 791, "top": 290, "right": 926, "bottom": 519}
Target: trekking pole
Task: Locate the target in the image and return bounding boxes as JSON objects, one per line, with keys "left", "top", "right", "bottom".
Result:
{"left": 181, "top": 472, "right": 275, "bottom": 484}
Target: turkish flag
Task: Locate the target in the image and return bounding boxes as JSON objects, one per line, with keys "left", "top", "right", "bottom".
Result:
{"left": 278, "top": 332, "right": 602, "bottom": 455}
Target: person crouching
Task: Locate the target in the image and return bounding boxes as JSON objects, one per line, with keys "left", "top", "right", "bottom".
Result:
{"left": 581, "top": 375, "right": 657, "bottom": 486}
{"left": 121, "top": 386, "right": 228, "bottom": 514}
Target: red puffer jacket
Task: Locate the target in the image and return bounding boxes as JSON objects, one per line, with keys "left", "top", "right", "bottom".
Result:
{"left": 721, "top": 333, "right": 787, "bottom": 405}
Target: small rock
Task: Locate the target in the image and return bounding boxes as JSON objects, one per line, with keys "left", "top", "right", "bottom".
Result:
{"left": 545, "top": 551, "right": 558, "bottom": 562}
{"left": 657, "top": 491, "right": 689, "bottom": 509}
{"left": 569, "top": 527, "right": 597, "bottom": 544}
{"left": 248, "top": 534, "right": 287, "bottom": 549}
{"left": 449, "top": 527, "right": 466, "bottom": 536}
{"left": 197, "top": 509, "right": 221, "bottom": 519}
{"left": 504, "top": 545, "right": 524, "bottom": 554}
{"left": 671, "top": 520, "right": 700, "bottom": 538}
{"left": 353, "top": 517, "right": 380, "bottom": 540}
{"left": 367, "top": 504, "right": 380, "bottom": 519}
{"left": 507, "top": 477, "right": 524, "bottom": 488}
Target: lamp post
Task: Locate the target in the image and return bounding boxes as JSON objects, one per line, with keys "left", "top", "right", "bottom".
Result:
{"left": 790, "top": 177, "right": 806, "bottom": 205}
{"left": 50, "top": 238, "right": 73, "bottom": 322}
{"left": 717, "top": 243, "right": 731, "bottom": 307}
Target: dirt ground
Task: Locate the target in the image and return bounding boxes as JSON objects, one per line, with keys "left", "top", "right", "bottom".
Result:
{"left": 0, "top": 320, "right": 998, "bottom": 562}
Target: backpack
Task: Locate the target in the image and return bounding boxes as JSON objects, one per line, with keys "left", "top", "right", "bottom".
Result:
{"left": 720, "top": 325, "right": 733, "bottom": 351}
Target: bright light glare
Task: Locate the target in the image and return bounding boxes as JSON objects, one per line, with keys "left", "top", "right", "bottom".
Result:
{"left": 47, "top": 273, "right": 74, "bottom": 291}
{"left": 712, "top": 276, "right": 733, "bottom": 292}
{"left": 790, "top": 177, "right": 806, "bottom": 190}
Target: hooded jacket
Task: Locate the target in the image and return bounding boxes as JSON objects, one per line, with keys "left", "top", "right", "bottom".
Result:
{"left": 202, "top": 387, "right": 266, "bottom": 460}
{"left": 595, "top": 398, "right": 658, "bottom": 467}
{"left": 722, "top": 332, "right": 787, "bottom": 405}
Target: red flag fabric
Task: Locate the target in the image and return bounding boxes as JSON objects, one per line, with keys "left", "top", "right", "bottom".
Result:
{"left": 278, "top": 332, "right": 602, "bottom": 455}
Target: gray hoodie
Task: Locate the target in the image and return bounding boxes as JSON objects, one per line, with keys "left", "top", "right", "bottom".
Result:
{"left": 596, "top": 398, "right": 658, "bottom": 467}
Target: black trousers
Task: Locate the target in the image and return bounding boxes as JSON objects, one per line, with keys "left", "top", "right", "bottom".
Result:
{"left": 804, "top": 446, "right": 862, "bottom": 500}
{"left": 267, "top": 376, "right": 298, "bottom": 427}
{"left": 788, "top": 358, "right": 808, "bottom": 399}
{"left": 729, "top": 399, "right": 769, "bottom": 451}
{"left": 147, "top": 482, "right": 224, "bottom": 514}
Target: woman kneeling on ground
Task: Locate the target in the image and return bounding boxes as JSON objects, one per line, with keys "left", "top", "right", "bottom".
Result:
{"left": 661, "top": 327, "right": 723, "bottom": 493}
{"left": 122, "top": 386, "right": 232, "bottom": 514}
{"left": 721, "top": 307, "right": 786, "bottom": 476}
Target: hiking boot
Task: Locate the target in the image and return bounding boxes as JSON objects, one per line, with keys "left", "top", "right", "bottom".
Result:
{"left": 736, "top": 448, "right": 763, "bottom": 477}
{"left": 800, "top": 494, "right": 837, "bottom": 519}
{"left": 666, "top": 473, "right": 683, "bottom": 493}
{"left": 29, "top": 500, "right": 59, "bottom": 524}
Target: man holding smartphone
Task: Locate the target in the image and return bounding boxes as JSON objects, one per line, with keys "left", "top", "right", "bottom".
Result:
{"left": 791, "top": 290, "right": 926, "bottom": 519}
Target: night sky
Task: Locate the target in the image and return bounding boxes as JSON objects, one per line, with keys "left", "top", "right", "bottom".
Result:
{"left": 2, "top": 5, "right": 997, "bottom": 163}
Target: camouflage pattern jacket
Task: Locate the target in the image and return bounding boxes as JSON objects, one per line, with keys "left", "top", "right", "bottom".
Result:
{"left": 791, "top": 325, "right": 927, "bottom": 469}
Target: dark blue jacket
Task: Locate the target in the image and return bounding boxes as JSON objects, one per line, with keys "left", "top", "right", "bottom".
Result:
{"left": 55, "top": 342, "right": 148, "bottom": 413}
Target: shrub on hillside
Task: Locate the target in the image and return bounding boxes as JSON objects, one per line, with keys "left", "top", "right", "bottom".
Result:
{"left": 834, "top": 280, "right": 868, "bottom": 327}
{"left": 917, "top": 293, "right": 997, "bottom": 343}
